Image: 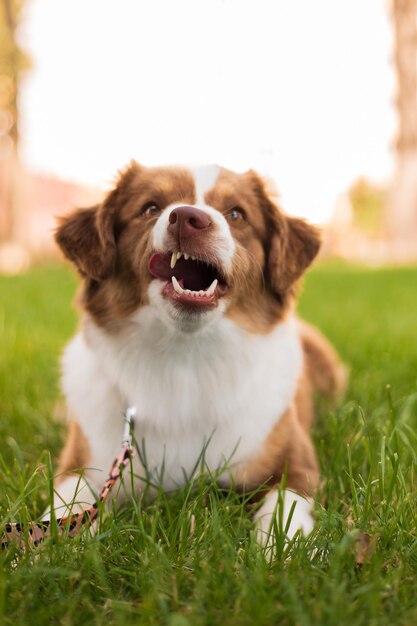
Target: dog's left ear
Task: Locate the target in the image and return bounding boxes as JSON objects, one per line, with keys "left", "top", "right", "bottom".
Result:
{"left": 268, "top": 214, "right": 321, "bottom": 294}
{"left": 248, "top": 170, "right": 321, "bottom": 295}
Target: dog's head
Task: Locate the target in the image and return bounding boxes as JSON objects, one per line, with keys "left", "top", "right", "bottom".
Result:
{"left": 56, "top": 162, "right": 320, "bottom": 332}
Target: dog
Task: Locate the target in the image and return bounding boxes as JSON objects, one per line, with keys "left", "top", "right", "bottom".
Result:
{"left": 52, "top": 161, "right": 345, "bottom": 545}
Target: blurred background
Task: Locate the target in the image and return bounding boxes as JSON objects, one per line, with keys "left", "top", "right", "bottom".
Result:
{"left": 0, "top": 0, "right": 416, "bottom": 272}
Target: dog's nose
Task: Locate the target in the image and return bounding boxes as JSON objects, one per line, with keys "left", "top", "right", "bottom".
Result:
{"left": 168, "top": 206, "right": 211, "bottom": 239}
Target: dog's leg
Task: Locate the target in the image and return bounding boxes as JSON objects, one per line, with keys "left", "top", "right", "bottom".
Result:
{"left": 254, "top": 488, "right": 314, "bottom": 543}
{"left": 251, "top": 405, "right": 319, "bottom": 548}
{"left": 42, "top": 473, "right": 97, "bottom": 521}
{"left": 42, "top": 419, "right": 98, "bottom": 521}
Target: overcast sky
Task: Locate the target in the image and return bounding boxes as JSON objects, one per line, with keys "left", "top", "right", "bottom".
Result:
{"left": 19, "top": 0, "right": 395, "bottom": 223}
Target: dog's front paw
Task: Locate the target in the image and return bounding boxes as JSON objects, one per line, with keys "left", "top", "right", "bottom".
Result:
{"left": 254, "top": 488, "right": 314, "bottom": 548}
{"left": 42, "top": 475, "right": 96, "bottom": 522}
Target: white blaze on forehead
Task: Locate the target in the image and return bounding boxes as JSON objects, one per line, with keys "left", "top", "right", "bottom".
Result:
{"left": 191, "top": 164, "right": 221, "bottom": 205}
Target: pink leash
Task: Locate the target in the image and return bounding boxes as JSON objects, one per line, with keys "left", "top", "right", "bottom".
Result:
{"left": 1, "top": 408, "right": 136, "bottom": 551}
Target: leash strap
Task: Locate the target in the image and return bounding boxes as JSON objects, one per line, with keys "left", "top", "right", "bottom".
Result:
{"left": 1, "top": 408, "right": 136, "bottom": 551}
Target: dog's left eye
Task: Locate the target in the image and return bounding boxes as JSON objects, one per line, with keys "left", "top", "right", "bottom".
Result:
{"left": 224, "top": 207, "right": 246, "bottom": 225}
{"left": 141, "top": 202, "right": 161, "bottom": 218}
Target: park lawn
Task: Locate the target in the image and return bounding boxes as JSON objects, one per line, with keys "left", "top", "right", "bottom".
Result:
{"left": 0, "top": 261, "right": 416, "bottom": 626}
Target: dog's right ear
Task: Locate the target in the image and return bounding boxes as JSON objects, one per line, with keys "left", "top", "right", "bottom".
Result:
{"left": 55, "top": 205, "right": 116, "bottom": 281}
{"left": 55, "top": 161, "right": 141, "bottom": 280}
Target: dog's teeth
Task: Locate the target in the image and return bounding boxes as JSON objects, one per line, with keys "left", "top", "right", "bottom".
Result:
{"left": 172, "top": 276, "right": 182, "bottom": 294}
{"left": 206, "top": 279, "right": 218, "bottom": 296}
{"left": 183, "top": 253, "right": 190, "bottom": 260}
{"left": 191, "top": 256, "right": 197, "bottom": 261}
{"left": 170, "top": 252, "right": 177, "bottom": 269}
{"left": 177, "top": 251, "right": 183, "bottom": 261}
{"left": 172, "top": 275, "right": 218, "bottom": 299}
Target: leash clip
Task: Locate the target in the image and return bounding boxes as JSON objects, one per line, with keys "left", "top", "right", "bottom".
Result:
{"left": 122, "top": 406, "right": 136, "bottom": 449}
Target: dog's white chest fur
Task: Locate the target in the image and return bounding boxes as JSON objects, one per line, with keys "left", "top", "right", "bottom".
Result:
{"left": 62, "top": 310, "right": 302, "bottom": 490}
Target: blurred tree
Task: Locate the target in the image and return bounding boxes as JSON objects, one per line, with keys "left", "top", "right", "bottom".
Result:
{"left": 388, "top": 0, "right": 417, "bottom": 257}
{"left": 349, "top": 178, "right": 387, "bottom": 237}
{"left": 0, "top": 0, "right": 30, "bottom": 243}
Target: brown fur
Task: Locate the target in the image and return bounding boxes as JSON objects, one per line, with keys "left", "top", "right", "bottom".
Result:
{"left": 207, "top": 168, "right": 321, "bottom": 332}
{"left": 56, "top": 420, "right": 90, "bottom": 485}
{"left": 56, "top": 163, "right": 196, "bottom": 326}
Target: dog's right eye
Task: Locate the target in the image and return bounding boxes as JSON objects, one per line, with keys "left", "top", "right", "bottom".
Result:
{"left": 140, "top": 202, "right": 161, "bottom": 218}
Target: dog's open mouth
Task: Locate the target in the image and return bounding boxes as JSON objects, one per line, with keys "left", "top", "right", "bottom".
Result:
{"left": 148, "top": 252, "right": 228, "bottom": 309}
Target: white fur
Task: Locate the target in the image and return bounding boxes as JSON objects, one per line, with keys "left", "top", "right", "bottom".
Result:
{"left": 191, "top": 164, "right": 220, "bottom": 204}
{"left": 60, "top": 312, "right": 303, "bottom": 498}
{"left": 146, "top": 278, "right": 229, "bottom": 333}
{"left": 254, "top": 489, "right": 314, "bottom": 545}
{"left": 44, "top": 475, "right": 94, "bottom": 520}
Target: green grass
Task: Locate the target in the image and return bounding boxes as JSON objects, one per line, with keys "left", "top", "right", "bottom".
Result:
{"left": 0, "top": 261, "right": 416, "bottom": 626}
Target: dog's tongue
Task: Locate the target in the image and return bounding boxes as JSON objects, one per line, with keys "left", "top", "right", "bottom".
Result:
{"left": 148, "top": 252, "right": 201, "bottom": 286}
{"left": 148, "top": 253, "right": 173, "bottom": 281}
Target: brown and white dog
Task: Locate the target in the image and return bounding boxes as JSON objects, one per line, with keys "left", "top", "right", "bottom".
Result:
{"left": 53, "top": 161, "right": 345, "bottom": 544}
